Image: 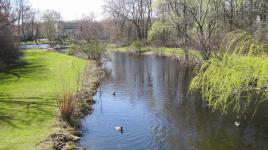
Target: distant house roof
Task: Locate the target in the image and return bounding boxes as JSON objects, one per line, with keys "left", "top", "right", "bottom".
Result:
{"left": 64, "top": 21, "right": 79, "bottom": 30}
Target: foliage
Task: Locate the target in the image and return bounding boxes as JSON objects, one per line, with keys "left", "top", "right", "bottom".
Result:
{"left": 190, "top": 31, "right": 268, "bottom": 116}
{"left": 0, "top": 1, "right": 21, "bottom": 67}
{"left": 74, "top": 14, "right": 107, "bottom": 60}
{"left": 130, "top": 40, "right": 145, "bottom": 53}
{"left": 0, "top": 49, "right": 87, "bottom": 149}
{"left": 222, "top": 30, "right": 268, "bottom": 56}
{"left": 0, "top": 29, "right": 21, "bottom": 67}
{"left": 75, "top": 40, "right": 107, "bottom": 60}
{"left": 148, "top": 21, "right": 173, "bottom": 42}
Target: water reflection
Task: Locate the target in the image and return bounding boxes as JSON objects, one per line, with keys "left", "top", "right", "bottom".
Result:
{"left": 80, "top": 52, "right": 268, "bottom": 150}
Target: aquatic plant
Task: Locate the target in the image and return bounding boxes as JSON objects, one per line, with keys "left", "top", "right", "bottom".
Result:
{"left": 190, "top": 31, "right": 268, "bottom": 116}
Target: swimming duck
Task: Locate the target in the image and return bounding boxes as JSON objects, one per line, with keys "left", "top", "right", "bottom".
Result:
{"left": 115, "top": 126, "right": 123, "bottom": 132}
{"left": 112, "top": 91, "right": 116, "bottom": 96}
{"left": 234, "top": 121, "right": 240, "bottom": 127}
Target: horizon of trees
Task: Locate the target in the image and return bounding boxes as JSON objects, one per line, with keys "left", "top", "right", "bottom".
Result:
{"left": 1, "top": 0, "right": 268, "bottom": 66}
{"left": 103, "top": 0, "right": 268, "bottom": 59}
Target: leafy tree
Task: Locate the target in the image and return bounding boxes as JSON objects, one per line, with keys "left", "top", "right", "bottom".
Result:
{"left": 190, "top": 31, "right": 268, "bottom": 117}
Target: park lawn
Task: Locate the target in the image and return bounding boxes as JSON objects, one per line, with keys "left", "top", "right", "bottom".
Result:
{"left": 0, "top": 49, "right": 87, "bottom": 150}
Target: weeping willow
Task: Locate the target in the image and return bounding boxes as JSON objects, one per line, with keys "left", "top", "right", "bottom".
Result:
{"left": 190, "top": 30, "right": 268, "bottom": 116}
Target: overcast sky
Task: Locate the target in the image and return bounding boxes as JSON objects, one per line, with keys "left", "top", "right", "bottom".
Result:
{"left": 29, "top": 0, "right": 105, "bottom": 21}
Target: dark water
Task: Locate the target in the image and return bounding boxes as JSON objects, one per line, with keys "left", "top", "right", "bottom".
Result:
{"left": 80, "top": 52, "right": 268, "bottom": 150}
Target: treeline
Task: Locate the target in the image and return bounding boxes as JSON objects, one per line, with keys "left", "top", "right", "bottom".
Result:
{"left": 0, "top": 0, "right": 65, "bottom": 67}
{"left": 103, "top": 0, "right": 268, "bottom": 59}
{"left": 1, "top": 0, "right": 268, "bottom": 66}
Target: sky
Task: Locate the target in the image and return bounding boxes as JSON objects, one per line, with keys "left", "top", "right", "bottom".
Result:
{"left": 29, "top": 0, "right": 105, "bottom": 21}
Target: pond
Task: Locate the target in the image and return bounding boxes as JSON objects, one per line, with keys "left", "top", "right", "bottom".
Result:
{"left": 19, "top": 44, "right": 68, "bottom": 54}
{"left": 20, "top": 44, "right": 51, "bottom": 49}
{"left": 79, "top": 52, "right": 268, "bottom": 150}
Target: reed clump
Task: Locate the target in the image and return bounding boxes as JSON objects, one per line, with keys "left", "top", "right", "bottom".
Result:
{"left": 57, "top": 89, "right": 75, "bottom": 123}
{"left": 55, "top": 59, "right": 87, "bottom": 125}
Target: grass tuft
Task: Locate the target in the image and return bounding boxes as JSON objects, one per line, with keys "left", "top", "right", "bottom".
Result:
{"left": 57, "top": 90, "right": 75, "bottom": 123}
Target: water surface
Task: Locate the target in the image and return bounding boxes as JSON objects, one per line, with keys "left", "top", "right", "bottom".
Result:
{"left": 20, "top": 44, "right": 50, "bottom": 49}
{"left": 80, "top": 52, "right": 268, "bottom": 150}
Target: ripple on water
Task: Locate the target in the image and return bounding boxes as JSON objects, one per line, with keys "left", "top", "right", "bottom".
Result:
{"left": 79, "top": 52, "right": 268, "bottom": 150}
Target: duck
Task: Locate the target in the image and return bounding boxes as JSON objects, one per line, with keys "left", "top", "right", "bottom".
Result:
{"left": 115, "top": 126, "right": 123, "bottom": 132}
{"left": 234, "top": 121, "right": 240, "bottom": 127}
{"left": 112, "top": 91, "right": 116, "bottom": 96}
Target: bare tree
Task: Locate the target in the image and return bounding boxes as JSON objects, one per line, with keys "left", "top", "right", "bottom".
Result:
{"left": 74, "top": 13, "right": 107, "bottom": 60}
{"left": 104, "top": 0, "right": 152, "bottom": 40}
{"left": 41, "top": 10, "right": 63, "bottom": 43}
{"left": 154, "top": 0, "right": 221, "bottom": 59}
{"left": 16, "top": 0, "right": 31, "bottom": 41}
{"left": 76, "top": 13, "right": 105, "bottom": 42}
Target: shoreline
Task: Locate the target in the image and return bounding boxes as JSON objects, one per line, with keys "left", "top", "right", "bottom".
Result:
{"left": 38, "top": 60, "right": 103, "bottom": 150}
{"left": 37, "top": 48, "right": 198, "bottom": 150}
{"left": 109, "top": 47, "right": 203, "bottom": 65}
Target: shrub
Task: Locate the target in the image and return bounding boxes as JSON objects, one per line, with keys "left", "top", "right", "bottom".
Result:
{"left": 0, "top": 27, "right": 21, "bottom": 67}
{"left": 131, "top": 40, "right": 144, "bottom": 53}
{"left": 148, "top": 21, "right": 173, "bottom": 42}
{"left": 75, "top": 40, "right": 107, "bottom": 61}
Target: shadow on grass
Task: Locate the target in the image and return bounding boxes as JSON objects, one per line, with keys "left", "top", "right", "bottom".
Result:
{"left": 0, "top": 93, "right": 57, "bottom": 128}
{"left": 0, "top": 56, "right": 49, "bottom": 84}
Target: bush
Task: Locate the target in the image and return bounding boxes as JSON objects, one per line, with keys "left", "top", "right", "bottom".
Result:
{"left": 0, "top": 28, "right": 21, "bottom": 68}
{"left": 76, "top": 40, "right": 107, "bottom": 61}
{"left": 131, "top": 40, "right": 145, "bottom": 53}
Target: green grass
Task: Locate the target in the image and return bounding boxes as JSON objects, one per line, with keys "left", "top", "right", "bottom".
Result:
{"left": 150, "top": 47, "right": 202, "bottom": 59}
{"left": 108, "top": 44, "right": 202, "bottom": 60}
{"left": 0, "top": 49, "right": 87, "bottom": 150}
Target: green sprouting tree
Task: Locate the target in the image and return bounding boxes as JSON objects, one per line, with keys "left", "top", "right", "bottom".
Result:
{"left": 190, "top": 30, "right": 268, "bottom": 117}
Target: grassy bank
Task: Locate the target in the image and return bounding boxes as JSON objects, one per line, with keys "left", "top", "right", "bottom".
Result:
{"left": 0, "top": 49, "right": 96, "bottom": 149}
{"left": 108, "top": 44, "right": 202, "bottom": 63}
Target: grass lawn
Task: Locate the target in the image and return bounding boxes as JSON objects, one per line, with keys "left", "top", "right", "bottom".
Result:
{"left": 0, "top": 49, "right": 87, "bottom": 150}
